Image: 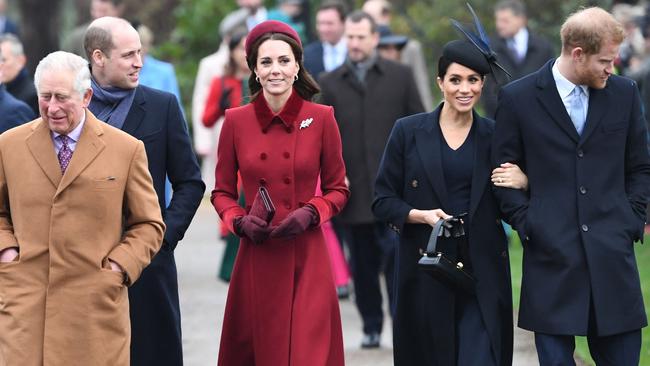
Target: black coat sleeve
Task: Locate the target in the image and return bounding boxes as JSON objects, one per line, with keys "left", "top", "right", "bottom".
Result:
{"left": 372, "top": 118, "right": 414, "bottom": 232}
{"left": 491, "top": 88, "right": 530, "bottom": 238}
{"left": 163, "top": 95, "right": 206, "bottom": 249}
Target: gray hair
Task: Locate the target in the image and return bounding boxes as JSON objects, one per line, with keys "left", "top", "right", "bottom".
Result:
{"left": 34, "top": 51, "right": 92, "bottom": 96}
{"left": 0, "top": 33, "right": 24, "bottom": 57}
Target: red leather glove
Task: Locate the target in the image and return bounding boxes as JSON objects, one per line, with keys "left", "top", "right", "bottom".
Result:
{"left": 270, "top": 205, "right": 318, "bottom": 239}
{"left": 234, "top": 215, "right": 272, "bottom": 243}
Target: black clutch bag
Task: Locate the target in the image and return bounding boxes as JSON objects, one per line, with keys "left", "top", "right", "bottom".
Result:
{"left": 248, "top": 186, "right": 275, "bottom": 223}
{"left": 417, "top": 216, "right": 475, "bottom": 293}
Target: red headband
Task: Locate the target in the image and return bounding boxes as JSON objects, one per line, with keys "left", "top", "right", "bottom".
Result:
{"left": 245, "top": 20, "right": 302, "bottom": 56}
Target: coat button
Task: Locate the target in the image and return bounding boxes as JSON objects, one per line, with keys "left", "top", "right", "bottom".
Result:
{"left": 260, "top": 152, "right": 267, "bottom": 160}
{"left": 283, "top": 152, "right": 290, "bottom": 159}
{"left": 577, "top": 149, "right": 584, "bottom": 158}
{"left": 579, "top": 186, "right": 587, "bottom": 194}
{"left": 411, "top": 179, "right": 418, "bottom": 188}
{"left": 581, "top": 224, "right": 589, "bottom": 232}
{"left": 501, "top": 250, "right": 508, "bottom": 258}
{"left": 284, "top": 177, "right": 292, "bottom": 184}
{"left": 286, "top": 125, "right": 294, "bottom": 133}
{"left": 284, "top": 201, "right": 291, "bottom": 209}
{"left": 259, "top": 178, "right": 267, "bottom": 186}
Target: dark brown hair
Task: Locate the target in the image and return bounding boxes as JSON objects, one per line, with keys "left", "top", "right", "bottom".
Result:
{"left": 246, "top": 32, "right": 320, "bottom": 101}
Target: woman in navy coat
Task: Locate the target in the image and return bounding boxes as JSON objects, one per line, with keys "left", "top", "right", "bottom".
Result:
{"left": 373, "top": 40, "right": 527, "bottom": 366}
{"left": 212, "top": 21, "right": 349, "bottom": 366}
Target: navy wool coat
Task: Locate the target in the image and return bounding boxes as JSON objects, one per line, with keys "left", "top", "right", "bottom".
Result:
{"left": 373, "top": 106, "right": 513, "bottom": 366}
{"left": 119, "top": 85, "right": 205, "bottom": 365}
{"left": 492, "top": 60, "right": 650, "bottom": 336}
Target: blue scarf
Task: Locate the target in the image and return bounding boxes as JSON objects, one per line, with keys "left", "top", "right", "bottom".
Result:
{"left": 89, "top": 78, "right": 136, "bottom": 129}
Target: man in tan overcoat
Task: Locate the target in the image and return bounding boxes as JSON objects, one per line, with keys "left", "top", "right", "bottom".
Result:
{"left": 0, "top": 51, "right": 165, "bottom": 365}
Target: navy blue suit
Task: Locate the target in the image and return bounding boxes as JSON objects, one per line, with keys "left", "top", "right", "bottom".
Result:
{"left": 373, "top": 106, "right": 513, "bottom": 366}
{"left": 120, "top": 85, "right": 205, "bottom": 366}
{"left": 303, "top": 41, "right": 325, "bottom": 79}
{"left": 492, "top": 60, "right": 649, "bottom": 362}
{"left": 0, "top": 84, "right": 34, "bottom": 134}
{"left": 0, "top": 17, "right": 19, "bottom": 37}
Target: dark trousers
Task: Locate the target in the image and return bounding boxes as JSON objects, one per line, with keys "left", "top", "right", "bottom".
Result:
{"left": 344, "top": 222, "right": 396, "bottom": 334}
{"left": 534, "top": 330, "right": 641, "bottom": 366}
{"left": 456, "top": 294, "right": 496, "bottom": 366}
{"left": 129, "top": 246, "right": 183, "bottom": 366}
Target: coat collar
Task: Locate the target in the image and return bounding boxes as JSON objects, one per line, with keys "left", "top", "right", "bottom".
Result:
{"left": 253, "top": 88, "right": 304, "bottom": 132}
{"left": 535, "top": 59, "right": 611, "bottom": 145}
{"left": 414, "top": 103, "right": 492, "bottom": 221}
{"left": 26, "top": 109, "right": 106, "bottom": 195}
{"left": 414, "top": 104, "right": 448, "bottom": 210}
{"left": 121, "top": 86, "right": 146, "bottom": 136}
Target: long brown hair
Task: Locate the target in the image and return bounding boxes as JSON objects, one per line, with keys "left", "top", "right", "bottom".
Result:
{"left": 246, "top": 32, "right": 320, "bottom": 101}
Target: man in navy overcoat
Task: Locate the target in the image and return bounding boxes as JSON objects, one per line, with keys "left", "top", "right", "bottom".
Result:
{"left": 492, "top": 7, "right": 650, "bottom": 365}
{"left": 85, "top": 17, "right": 205, "bottom": 365}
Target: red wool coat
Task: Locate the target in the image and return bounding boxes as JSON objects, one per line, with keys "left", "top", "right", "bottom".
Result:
{"left": 202, "top": 76, "right": 244, "bottom": 128}
{"left": 212, "top": 89, "right": 349, "bottom": 366}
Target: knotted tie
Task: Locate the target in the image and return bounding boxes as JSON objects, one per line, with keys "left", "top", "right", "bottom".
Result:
{"left": 57, "top": 135, "right": 72, "bottom": 173}
{"left": 507, "top": 38, "right": 523, "bottom": 64}
{"left": 569, "top": 86, "right": 587, "bottom": 135}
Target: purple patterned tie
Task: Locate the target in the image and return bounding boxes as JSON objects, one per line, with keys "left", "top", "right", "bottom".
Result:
{"left": 57, "top": 135, "right": 72, "bottom": 173}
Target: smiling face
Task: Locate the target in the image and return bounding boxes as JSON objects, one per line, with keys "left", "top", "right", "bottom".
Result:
{"left": 38, "top": 68, "right": 92, "bottom": 135}
{"left": 254, "top": 39, "right": 299, "bottom": 100}
{"left": 92, "top": 24, "right": 143, "bottom": 89}
{"left": 573, "top": 40, "right": 619, "bottom": 89}
{"left": 437, "top": 62, "right": 484, "bottom": 113}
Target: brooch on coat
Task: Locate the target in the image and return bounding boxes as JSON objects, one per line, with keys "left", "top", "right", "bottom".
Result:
{"left": 299, "top": 118, "right": 313, "bottom": 130}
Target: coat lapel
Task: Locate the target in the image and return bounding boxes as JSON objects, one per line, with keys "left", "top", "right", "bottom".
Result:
{"left": 26, "top": 119, "right": 62, "bottom": 189}
{"left": 414, "top": 106, "right": 450, "bottom": 211}
{"left": 55, "top": 111, "right": 106, "bottom": 195}
{"left": 121, "top": 86, "right": 145, "bottom": 136}
{"left": 535, "top": 60, "right": 580, "bottom": 143}
{"left": 468, "top": 114, "right": 491, "bottom": 221}
{"left": 579, "top": 85, "right": 610, "bottom": 144}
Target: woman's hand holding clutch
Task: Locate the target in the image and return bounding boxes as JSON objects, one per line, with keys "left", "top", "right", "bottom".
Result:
{"left": 270, "top": 205, "right": 318, "bottom": 239}
{"left": 234, "top": 215, "right": 273, "bottom": 243}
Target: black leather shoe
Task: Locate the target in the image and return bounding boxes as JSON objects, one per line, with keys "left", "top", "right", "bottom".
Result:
{"left": 361, "top": 332, "right": 380, "bottom": 348}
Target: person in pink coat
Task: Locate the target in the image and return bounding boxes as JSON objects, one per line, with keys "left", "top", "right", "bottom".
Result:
{"left": 212, "top": 20, "right": 350, "bottom": 365}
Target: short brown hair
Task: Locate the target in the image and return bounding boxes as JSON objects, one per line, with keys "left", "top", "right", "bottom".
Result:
{"left": 318, "top": 1, "right": 348, "bottom": 23}
{"left": 83, "top": 25, "right": 114, "bottom": 61}
{"left": 560, "top": 7, "right": 625, "bottom": 55}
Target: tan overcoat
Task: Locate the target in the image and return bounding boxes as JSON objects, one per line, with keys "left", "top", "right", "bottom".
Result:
{"left": 0, "top": 111, "right": 165, "bottom": 366}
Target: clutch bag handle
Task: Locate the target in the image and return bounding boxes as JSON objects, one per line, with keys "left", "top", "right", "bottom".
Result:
{"left": 424, "top": 218, "right": 447, "bottom": 257}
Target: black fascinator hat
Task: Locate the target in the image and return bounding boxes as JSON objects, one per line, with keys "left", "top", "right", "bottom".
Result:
{"left": 439, "top": 39, "right": 491, "bottom": 77}
{"left": 447, "top": 3, "right": 511, "bottom": 83}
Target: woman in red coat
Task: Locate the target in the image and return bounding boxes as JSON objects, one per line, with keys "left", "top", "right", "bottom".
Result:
{"left": 212, "top": 21, "right": 349, "bottom": 366}
{"left": 202, "top": 29, "right": 250, "bottom": 128}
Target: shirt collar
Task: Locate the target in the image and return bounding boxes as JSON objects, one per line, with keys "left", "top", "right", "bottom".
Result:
{"left": 253, "top": 89, "right": 304, "bottom": 132}
{"left": 324, "top": 38, "right": 346, "bottom": 51}
{"left": 552, "top": 58, "right": 588, "bottom": 99}
{"left": 52, "top": 109, "right": 86, "bottom": 142}
{"left": 513, "top": 27, "right": 528, "bottom": 48}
